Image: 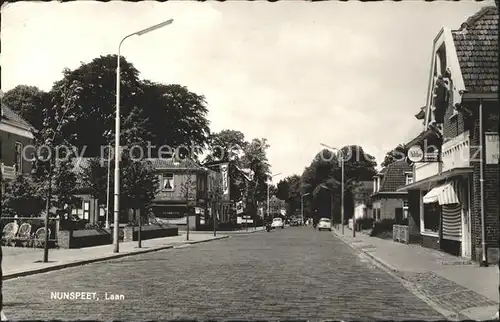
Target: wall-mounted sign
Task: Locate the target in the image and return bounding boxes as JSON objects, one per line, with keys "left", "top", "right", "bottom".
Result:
{"left": 220, "top": 163, "right": 230, "bottom": 200}
{"left": 485, "top": 132, "right": 499, "bottom": 164}
{"left": 407, "top": 144, "right": 440, "bottom": 163}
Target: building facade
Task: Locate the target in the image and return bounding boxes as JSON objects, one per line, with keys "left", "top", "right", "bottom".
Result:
{"left": 0, "top": 105, "right": 35, "bottom": 194}
{"left": 399, "top": 6, "right": 499, "bottom": 264}
{"left": 149, "top": 157, "right": 208, "bottom": 230}
{"left": 371, "top": 161, "right": 412, "bottom": 222}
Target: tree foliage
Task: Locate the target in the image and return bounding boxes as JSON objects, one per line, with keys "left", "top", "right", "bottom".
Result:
{"left": 141, "top": 81, "right": 211, "bottom": 155}
{"left": 381, "top": 144, "right": 407, "bottom": 167}
{"left": 79, "top": 158, "right": 109, "bottom": 206}
{"left": 276, "top": 175, "right": 302, "bottom": 215}
{"left": 1, "top": 85, "right": 49, "bottom": 130}
{"left": 1, "top": 175, "right": 44, "bottom": 217}
{"left": 301, "top": 145, "right": 377, "bottom": 220}
{"left": 120, "top": 157, "right": 159, "bottom": 213}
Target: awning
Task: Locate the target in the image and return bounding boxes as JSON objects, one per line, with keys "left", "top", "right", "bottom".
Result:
{"left": 423, "top": 183, "right": 459, "bottom": 205}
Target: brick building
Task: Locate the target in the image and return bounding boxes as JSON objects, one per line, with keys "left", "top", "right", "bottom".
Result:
{"left": 371, "top": 161, "right": 412, "bottom": 222}
{"left": 398, "top": 6, "right": 499, "bottom": 264}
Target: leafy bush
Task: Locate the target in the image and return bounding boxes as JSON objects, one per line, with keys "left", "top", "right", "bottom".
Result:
{"left": 370, "top": 218, "right": 396, "bottom": 237}
{"left": 356, "top": 217, "right": 374, "bottom": 230}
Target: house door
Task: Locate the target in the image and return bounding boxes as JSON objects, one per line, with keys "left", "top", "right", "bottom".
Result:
{"left": 461, "top": 181, "right": 472, "bottom": 259}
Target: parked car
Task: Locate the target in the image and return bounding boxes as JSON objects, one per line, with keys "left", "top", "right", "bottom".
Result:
{"left": 317, "top": 218, "right": 332, "bottom": 231}
{"left": 271, "top": 217, "right": 285, "bottom": 229}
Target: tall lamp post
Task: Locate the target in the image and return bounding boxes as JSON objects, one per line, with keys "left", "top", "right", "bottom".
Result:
{"left": 114, "top": 19, "right": 174, "bottom": 253}
{"left": 320, "top": 143, "right": 346, "bottom": 236}
{"left": 301, "top": 192, "right": 310, "bottom": 225}
{"left": 267, "top": 172, "right": 281, "bottom": 222}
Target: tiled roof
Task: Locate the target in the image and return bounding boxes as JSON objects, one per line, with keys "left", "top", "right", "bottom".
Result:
{"left": 452, "top": 6, "right": 499, "bottom": 93}
{"left": 146, "top": 158, "right": 204, "bottom": 171}
{"left": 374, "top": 167, "right": 387, "bottom": 177}
{"left": 379, "top": 160, "right": 412, "bottom": 192}
{"left": 1, "top": 104, "right": 34, "bottom": 131}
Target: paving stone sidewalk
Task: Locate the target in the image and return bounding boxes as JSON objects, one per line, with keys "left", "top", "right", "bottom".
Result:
{"left": 332, "top": 226, "right": 499, "bottom": 321}
{"left": 2, "top": 233, "right": 228, "bottom": 280}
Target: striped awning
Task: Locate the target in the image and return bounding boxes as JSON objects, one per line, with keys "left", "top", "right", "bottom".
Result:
{"left": 423, "top": 183, "right": 459, "bottom": 205}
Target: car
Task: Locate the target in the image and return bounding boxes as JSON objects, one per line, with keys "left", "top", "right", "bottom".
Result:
{"left": 270, "top": 217, "right": 285, "bottom": 229}
{"left": 317, "top": 218, "right": 332, "bottom": 231}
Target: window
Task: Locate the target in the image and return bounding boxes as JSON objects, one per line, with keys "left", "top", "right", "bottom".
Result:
{"left": 403, "top": 201, "right": 409, "bottom": 219}
{"left": 83, "top": 201, "right": 90, "bottom": 221}
{"left": 14, "top": 142, "right": 23, "bottom": 173}
{"left": 423, "top": 202, "right": 440, "bottom": 233}
{"left": 162, "top": 173, "right": 175, "bottom": 191}
{"left": 373, "top": 178, "right": 378, "bottom": 193}
{"left": 405, "top": 173, "right": 413, "bottom": 185}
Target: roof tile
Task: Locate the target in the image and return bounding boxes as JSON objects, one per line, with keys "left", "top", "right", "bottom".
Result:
{"left": 379, "top": 160, "right": 412, "bottom": 192}
{"left": 452, "top": 6, "right": 499, "bottom": 93}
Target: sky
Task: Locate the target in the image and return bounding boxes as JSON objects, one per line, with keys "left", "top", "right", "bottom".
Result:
{"left": 1, "top": 0, "right": 494, "bottom": 183}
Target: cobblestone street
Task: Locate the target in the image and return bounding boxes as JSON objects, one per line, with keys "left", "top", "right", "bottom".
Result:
{"left": 3, "top": 227, "right": 445, "bottom": 321}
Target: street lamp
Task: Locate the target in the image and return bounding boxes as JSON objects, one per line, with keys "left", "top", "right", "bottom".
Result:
{"left": 267, "top": 173, "right": 281, "bottom": 222}
{"left": 114, "top": 19, "right": 174, "bottom": 253}
{"left": 301, "top": 192, "right": 310, "bottom": 225}
{"left": 320, "top": 143, "right": 347, "bottom": 236}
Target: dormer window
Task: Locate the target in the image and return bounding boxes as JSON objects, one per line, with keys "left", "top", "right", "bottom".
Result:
{"left": 405, "top": 173, "right": 413, "bottom": 185}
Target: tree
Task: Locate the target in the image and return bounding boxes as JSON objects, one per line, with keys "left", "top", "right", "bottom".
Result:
{"left": 51, "top": 158, "right": 79, "bottom": 217}
{"left": 240, "top": 138, "right": 271, "bottom": 215}
{"left": 45, "top": 55, "right": 144, "bottom": 156}
{"left": 206, "top": 129, "right": 248, "bottom": 162}
{"left": 140, "top": 81, "right": 211, "bottom": 157}
{"left": 79, "top": 158, "right": 109, "bottom": 209}
{"left": 120, "top": 157, "right": 159, "bottom": 216}
{"left": 180, "top": 174, "right": 197, "bottom": 239}
{"left": 381, "top": 144, "right": 407, "bottom": 167}
{"left": 301, "top": 145, "right": 377, "bottom": 221}
{"left": 276, "top": 175, "right": 302, "bottom": 215}
{"left": 1, "top": 85, "right": 49, "bottom": 130}
{"left": 30, "top": 80, "right": 82, "bottom": 221}
{"left": 1, "top": 175, "right": 45, "bottom": 217}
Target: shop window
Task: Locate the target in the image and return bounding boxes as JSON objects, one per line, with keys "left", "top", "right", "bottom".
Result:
{"left": 83, "top": 200, "right": 90, "bottom": 221}
{"left": 423, "top": 202, "right": 440, "bottom": 233}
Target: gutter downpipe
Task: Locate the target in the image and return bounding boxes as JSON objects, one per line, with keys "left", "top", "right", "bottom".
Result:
{"left": 479, "top": 99, "right": 488, "bottom": 266}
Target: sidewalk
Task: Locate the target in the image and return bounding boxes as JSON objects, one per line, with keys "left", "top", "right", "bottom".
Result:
{"left": 332, "top": 226, "right": 499, "bottom": 321}
{"left": 2, "top": 233, "right": 228, "bottom": 280}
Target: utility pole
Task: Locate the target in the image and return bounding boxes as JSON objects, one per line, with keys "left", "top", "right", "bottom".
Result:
{"left": 43, "top": 154, "right": 53, "bottom": 263}
{"left": 341, "top": 151, "right": 345, "bottom": 236}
